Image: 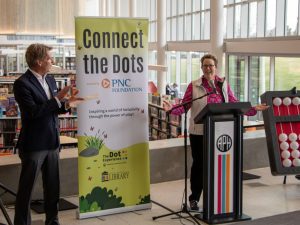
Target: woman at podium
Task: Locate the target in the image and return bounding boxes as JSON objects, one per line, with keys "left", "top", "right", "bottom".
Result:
{"left": 163, "top": 54, "right": 268, "bottom": 211}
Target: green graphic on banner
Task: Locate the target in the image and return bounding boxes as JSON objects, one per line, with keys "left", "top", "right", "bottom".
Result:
{"left": 75, "top": 17, "right": 150, "bottom": 219}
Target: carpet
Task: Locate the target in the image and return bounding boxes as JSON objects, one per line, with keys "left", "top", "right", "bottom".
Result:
{"left": 233, "top": 210, "right": 300, "bottom": 225}
{"left": 243, "top": 172, "right": 261, "bottom": 180}
{"left": 31, "top": 198, "right": 77, "bottom": 214}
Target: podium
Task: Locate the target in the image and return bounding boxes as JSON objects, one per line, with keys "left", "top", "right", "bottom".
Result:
{"left": 194, "top": 102, "right": 252, "bottom": 224}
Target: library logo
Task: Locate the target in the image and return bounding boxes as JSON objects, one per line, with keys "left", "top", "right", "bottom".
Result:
{"left": 101, "top": 78, "right": 110, "bottom": 88}
{"left": 101, "top": 171, "right": 129, "bottom": 182}
{"left": 102, "top": 171, "right": 109, "bottom": 182}
{"left": 216, "top": 134, "right": 232, "bottom": 152}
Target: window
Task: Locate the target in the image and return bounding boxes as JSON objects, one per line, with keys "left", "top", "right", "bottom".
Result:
{"left": 286, "top": 0, "right": 299, "bottom": 36}
{"left": 228, "top": 55, "right": 246, "bottom": 101}
{"left": 148, "top": 51, "right": 157, "bottom": 86}
{"left": 249, "top": 2, "right": 257, "bottom": 37}
{"left": 224, "top": 0, "right": 300, "bottom": 39}
{"left": 192, "top": 53, "right": 201, "bottom": 81}
{"left": 169, "top": 52, "right": 177, "bottom": 85}
{"left": 234, "top": 3, "right": 241, "bottom": 38}
{"left": 266, "top": 0, "right": 276, "bottom": 37}
{"left": 167, "top": 0, "right": 210, "bottom": 41}
{"left": 275, "top": 57, "right": 300, "bottom": 90}
{"left": 249, "top": 56, "right": 270, "bottom": 120}
{"left": 180, "top": 52, "right": 188, "bottom": 92}
{"left": 166, "top": 51, "right": 206, "bottom": 97}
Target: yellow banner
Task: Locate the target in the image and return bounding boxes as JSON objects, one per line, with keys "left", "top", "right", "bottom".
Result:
{"left": 75, "top": 17, "right": 150, "bottom": 219}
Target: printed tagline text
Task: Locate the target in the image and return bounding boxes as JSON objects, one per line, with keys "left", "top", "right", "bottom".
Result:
{"left": 88, "top": 107, "right": 140, "bottom": 119}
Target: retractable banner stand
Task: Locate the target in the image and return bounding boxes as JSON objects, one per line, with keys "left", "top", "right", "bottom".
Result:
{"left": 75, "top": 17, "right": 151, "bottom": 219}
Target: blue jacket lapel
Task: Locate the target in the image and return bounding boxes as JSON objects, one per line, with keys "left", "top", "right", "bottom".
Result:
{"left": 26, "top": 71, "right": 48, "bottom": 100}
{"left": 46, "top": 76, "right": 56, "bottom": 98}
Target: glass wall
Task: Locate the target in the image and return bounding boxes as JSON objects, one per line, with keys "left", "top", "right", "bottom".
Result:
{"left": 228, "top": 55, "right": 246, "bottom": 101}
{"left": 0, "top": 44, "right": 76, "bottom": 75}
{"left": 169, "top": 52, "right": 177, "bottom": 85}
{"left": 148, "top": 50, "right": 157, "bottom": 85}
{"left": 1, "top": 0, "right": 300, "bottom": 122}
{"left": 249, "top": 56, "right": 270, "bottom": 105}
{"left": 248, "top": 56, "right": 270, "bottom": 120}
{"left": 227, "top": 54, "right": 300, "bottom": 121}
{"left": 165, "top": 51, "right": 204, "bottom": 97}
{"left": 166, "top": 0, "right": 210, "bottom": 41}
{"left": 191, "top": 52, "right": 201, "bottom": 80}
{"left": 275, "top": 57, "right": 300, "bottom": 89}
{"left": 224, "top": 0, "right": 300, "bottom": 39}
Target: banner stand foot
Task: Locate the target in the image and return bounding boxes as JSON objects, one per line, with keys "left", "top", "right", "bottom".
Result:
{"left": 152, "top": 200, "right": 202, "bottom": 225}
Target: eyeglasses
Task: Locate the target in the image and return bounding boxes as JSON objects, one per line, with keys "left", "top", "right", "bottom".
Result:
{"left": 202, "top": 64, "right": 215, "bottom": 68}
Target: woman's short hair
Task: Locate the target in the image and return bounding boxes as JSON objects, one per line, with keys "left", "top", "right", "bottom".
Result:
{"left": 25, "top": 43, "right": 53, "bottom": 68}
{"left": 200, "top": 54, "right": 218, "bottom": 67}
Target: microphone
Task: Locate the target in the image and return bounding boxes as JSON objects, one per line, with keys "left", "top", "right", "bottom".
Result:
{"left": 208, "top": 79, "right": 217, "bottom": 94}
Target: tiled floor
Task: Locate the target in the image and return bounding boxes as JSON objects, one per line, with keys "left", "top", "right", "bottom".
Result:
{"left": 2, "top": 167, "right": 300, "bottom": 225}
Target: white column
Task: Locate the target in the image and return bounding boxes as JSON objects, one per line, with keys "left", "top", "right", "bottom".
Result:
{"left": 157, "top": 0, "right": 167, "bottom": 94}
{"left": 210, "top": 0, "right": 224, "bottom": 75}
{"left": 16, "top": 46, "right": 20, "bottom": 72}
{"left": 106, "top": 0, "right": 111, "bottom": 17}
{"left": 77, "top": 0, "right": 85, "bottom": 16}
{"left": 62, "top": 47, "right": 66, "bottom": 69}
{"left": 114, "top": 0, "right": 120, "bottom": 17}
{"left": 259, "top": 58, "right": 266, "bottom": 96}
{"left": 99, "top": 0, "right": 106, "bottom": 16}
{"left": 129, "top": 0, "right": 136, "bottom": 17}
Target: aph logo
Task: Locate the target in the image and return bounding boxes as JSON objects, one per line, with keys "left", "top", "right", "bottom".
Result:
{"left": 216, "top": 134, "right": 232, "bottom": 152}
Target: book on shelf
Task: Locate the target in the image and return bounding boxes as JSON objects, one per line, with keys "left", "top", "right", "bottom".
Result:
{"left": 170, "top": 125, "right": 181, "bottom": 137}
{"left": 0, "top": 132, "right": 16, "bottom": 150}
{"left": 6, "top": 105, "right": 18, "bottom": 117}
{"left": 0, "top": 133, "right": 3, "bottom": 147}
{"left": 160, "top": 121, "right": 167, "bottom": 132}
{"left": 159, "top": 132, "right": 168, "bottom": 139}
{"left": 169, "top": 114, "right": 181, "bottom": 126}
{"left": 152, "top": 118, "right": 159, "bottom": 128}
{"left": 0, "top": 88, "right": 8, "bottom": 98}
{"left": 59, "top": 117, "right": 78, "bottom": 130}
{"left": 159, "top": 110, "right": 166, "bottom": 120}
{"left": 6, "top": 97, "right": 18, "bottom": 117}
{"left": 151, "top": 128, "right": 158, "bottom": 140}
{"left": 151, "top": 95, "right": 161, "bottom": 106}
{"left": 0, "top": 119, "right": 16, "bottom": 132}
{"left": 150, "top": 107, "right": 158, "bottom": 117}
{"left": 0, "top": 92, "right": 9, "bottom": 117}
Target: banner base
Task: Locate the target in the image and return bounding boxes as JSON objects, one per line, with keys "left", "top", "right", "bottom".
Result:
{"left": 77, "top": 203, "right": 152, "bottom": 219}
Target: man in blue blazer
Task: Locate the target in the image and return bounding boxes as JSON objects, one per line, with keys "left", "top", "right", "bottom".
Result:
{"left": 13, "top": 43, "right": 82, "bottom": 225}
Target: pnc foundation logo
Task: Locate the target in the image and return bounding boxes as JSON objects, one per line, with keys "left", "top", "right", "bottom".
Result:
{"left": 101, "top": 78, "right": 110, "bottom": 88}
{"left": 100, "top": 78, "right": 142, "bottom": 93}
{"left": 216, "top": 134, "right": 232, "bottom": 152}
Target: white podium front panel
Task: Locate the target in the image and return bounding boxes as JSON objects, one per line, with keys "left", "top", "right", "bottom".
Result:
{"left": 213, "top": 121, "right": 234, "bottom": 215}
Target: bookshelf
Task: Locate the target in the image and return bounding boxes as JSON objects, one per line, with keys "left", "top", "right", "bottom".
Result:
{"left": 0, "top": 116, "right": 19, "bottom": 153}
{"left": 0, "top": 70, "right": 77, "bottom": 153}
{"left": 0, "top": 115, "right": 78, "bottom": 154}
{"left": 148, "top": 95, "right": 182, "bottom": 140}
{"left": 58, "top": 115, "right": 78, "bottom": 138}
{"left": 0, "top": 75, "right": 71, "bottom": 95}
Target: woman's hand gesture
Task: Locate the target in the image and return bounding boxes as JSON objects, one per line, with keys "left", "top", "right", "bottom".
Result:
{"left": 254, "top": 103, "right": 269, "bottom": 111}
